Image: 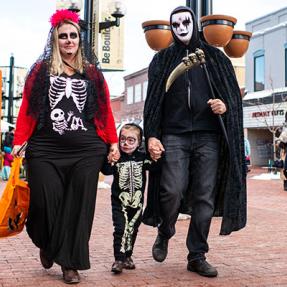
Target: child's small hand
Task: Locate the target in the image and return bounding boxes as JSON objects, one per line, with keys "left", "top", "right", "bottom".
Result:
{"left": 108, "top": 143, "right": 120, "bottom": 165}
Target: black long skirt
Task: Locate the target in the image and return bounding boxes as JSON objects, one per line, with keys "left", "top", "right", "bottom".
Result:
{"left": 25, "top": 154, "right": 105, "bottom": 270}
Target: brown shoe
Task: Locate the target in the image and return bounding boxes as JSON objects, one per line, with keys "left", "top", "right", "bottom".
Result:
{"left": 111, "top": 260, "right": 124, "bottom": 274}
{"left": 123, "top": 257, "right": 135, "bottom": 269}
{"left": 61, "top": 266, "right": 81, "bottom": 284}
{"left": 39, "top": 249, "right": 54, "bottom": 269}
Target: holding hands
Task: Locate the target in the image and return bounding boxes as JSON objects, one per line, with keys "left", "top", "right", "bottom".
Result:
{"left": 108, "top": 143, "right": 120, "bottom": 165}
{"left": 148, "top": 137, "right": 165, "bottom": 161}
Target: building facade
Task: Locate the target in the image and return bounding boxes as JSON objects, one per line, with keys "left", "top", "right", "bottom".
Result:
{"left": 118, "top": 57, "right": 245, "bottom": 128}
{"left": 243, "top": 7, "right": 287, "bottom": 166}
{"left": 121, "top": 67, "right": 148, "bottom": 124}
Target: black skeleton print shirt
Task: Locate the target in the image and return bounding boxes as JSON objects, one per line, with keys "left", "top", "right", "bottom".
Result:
{"left": 26, "top": 73, "right": 107, "bottom": 158}
{"left": 101, "top": 150, "right": 157, "bottom": 199}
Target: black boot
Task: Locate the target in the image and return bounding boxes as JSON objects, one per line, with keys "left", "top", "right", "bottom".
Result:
{"left": 152, "top": 234, "right": 169, "bottom": 262}
{"left": 111, "top": 260, "right": 124, "bottom": 274}
{"left": 187, "top": 259, "right": 218, "bottom": 277}
{"left": 123, "top": 257, "right": 135, "bottom": 269}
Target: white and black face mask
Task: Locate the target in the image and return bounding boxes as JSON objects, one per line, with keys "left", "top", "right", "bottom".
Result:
{"left": 171, "top": 11, "right": 193, "bottom": 45}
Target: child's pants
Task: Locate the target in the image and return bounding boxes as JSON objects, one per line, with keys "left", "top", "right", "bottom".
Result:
{"left": 111, "top": 192, "right": 143, "bottom": 261}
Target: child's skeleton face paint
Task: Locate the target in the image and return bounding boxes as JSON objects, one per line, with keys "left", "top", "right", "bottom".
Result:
{"left": 171, "top": 11, "right": 193, "bottom": 45}
{"left": 119, "top": 129, "right": 140, "bottom": 155}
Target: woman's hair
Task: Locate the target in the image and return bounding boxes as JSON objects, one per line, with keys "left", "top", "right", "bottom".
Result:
{"left": 50, "top": 20, "right": 84, "bottom": 75}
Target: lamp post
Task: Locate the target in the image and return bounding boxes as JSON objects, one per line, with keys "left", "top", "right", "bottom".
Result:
{"left": 186, "top": 0, "right": 213, "bottom": 28}
{"left": 7, "top": 54, "right": 14, "bottom": 124}
{"left": 83, "top": 0, "right": 93, "bottom": 47}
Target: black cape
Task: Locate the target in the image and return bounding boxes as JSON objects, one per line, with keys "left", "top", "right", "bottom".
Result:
{"left": 143, "top": 6, "right": 247, "bottom": 235}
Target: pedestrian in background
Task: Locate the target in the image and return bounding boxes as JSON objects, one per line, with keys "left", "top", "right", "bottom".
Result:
{"left": 12, "top": 9, "right": 119, "bottom": 284}
{"left": 277, "top": 141, "right": 287, "bottom": 190}
{"left": 244, "top": 137, "right": 251, "bottom": 172}
{"left": 102, "top": 123, "right": 155, "bottom": 274}
{"left": 1, "top": 146, "right": 13, "bottom": 181}
{"left": 2, "top": 128, "right": 14, "bottom": 150}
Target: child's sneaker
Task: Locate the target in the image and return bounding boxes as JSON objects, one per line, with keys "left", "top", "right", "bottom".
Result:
{"left": 111, "top": 260, "right": 124, "bottom": 274}
{"left": 123, "top": 257, "right": 136, "bottom": 269}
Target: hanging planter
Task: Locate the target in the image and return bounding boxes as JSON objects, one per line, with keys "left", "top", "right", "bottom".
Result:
{"left": 142, "top": 20, "right": 173, "bottom": 51}
{"left": 200, "top": 14, "right": 237, "bottom": 47}
{"left": 224, "top": 30, "right": 253, "bottom": 58}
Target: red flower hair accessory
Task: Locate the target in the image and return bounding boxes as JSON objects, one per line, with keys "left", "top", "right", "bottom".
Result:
{"left": 50, "top": 9, "right": 80, "bottom": 28}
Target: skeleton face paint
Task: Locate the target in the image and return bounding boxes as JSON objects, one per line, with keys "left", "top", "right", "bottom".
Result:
{"left": 58, "top": 23, "right": 80, "bottom": 58}
{"left": 171, "top": 11, "right": 193, "bottom": 45}
{"left": 120, "top": 129, "right": 140, "bottom": 155}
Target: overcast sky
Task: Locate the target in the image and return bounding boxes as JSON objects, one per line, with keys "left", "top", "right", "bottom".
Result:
{"left": 0, "top": 0, "right": 286, "bottom": 95}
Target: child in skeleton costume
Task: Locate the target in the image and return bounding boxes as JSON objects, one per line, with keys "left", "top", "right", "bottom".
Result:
{"left": 12, "top": 9, "right": 119, "bottom": 284}
{"left": 102, "top": 123, "right": 154, "bottom": 274}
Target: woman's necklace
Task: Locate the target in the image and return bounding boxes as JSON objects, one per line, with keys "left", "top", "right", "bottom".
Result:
{"left": 62, "top": 60, "right": 80, "bottom": 75}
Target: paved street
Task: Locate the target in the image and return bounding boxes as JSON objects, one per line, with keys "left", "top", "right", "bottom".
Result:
{"left": 0, "top": 168, "right": 287, "bottom": 287}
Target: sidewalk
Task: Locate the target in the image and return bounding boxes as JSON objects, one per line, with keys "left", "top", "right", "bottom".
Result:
{"left": 1, "top": 168, "right": 287, "bottom": 287}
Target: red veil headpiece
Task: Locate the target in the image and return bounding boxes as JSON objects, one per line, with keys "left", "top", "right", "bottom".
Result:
{"left": 50, "top": 9, "right": 80, "bottom": 28}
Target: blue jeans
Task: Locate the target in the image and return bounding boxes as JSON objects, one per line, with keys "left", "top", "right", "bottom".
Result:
{"left": 158, "top": 132, "right": 220, "bottom": 260}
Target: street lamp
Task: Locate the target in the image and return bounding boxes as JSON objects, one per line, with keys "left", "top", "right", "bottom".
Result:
{"left": 99, "top": 1, "right": 126, "bottom": 32}
{"left": 68, "top": 0, "right": 82, "bottom": 12}
{"left": 57, "top": 0, "right": 82, "bottom": 12}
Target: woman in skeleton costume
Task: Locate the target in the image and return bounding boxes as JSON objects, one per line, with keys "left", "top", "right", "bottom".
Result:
{"left": 12, "top": 9, "right": 119, "bottom": 284}
{"left": 102, "top": 123, "right": 154, "bottom": 274}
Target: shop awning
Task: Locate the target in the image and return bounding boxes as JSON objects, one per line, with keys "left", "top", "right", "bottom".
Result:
{"left": 243, "top": 87, "right": 287, "bottom": 101}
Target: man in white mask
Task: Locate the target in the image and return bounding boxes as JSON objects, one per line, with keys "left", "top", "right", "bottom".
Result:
{"left": 143, "top": 6, "right": 247, "bottom": 278}
{"left": 171, "top": 11, "right": 193, "bottom": 45}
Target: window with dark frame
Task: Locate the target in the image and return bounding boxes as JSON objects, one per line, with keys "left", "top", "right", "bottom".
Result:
{"left": 254, "top": 54, "right": 265, "bottom": 92}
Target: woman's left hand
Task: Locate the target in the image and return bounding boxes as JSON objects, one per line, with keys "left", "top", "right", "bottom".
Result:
{"left": 107, "top": 143, "right": 120, "bottom": 164}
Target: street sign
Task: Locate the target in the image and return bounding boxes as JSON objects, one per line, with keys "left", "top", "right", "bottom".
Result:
{"left": 94, "top": 0, "right": 125, "bottom": 71}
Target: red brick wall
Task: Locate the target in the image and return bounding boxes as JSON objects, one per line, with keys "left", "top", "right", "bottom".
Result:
{"left": 121, "top": 68, "right": 148, "bottom": 122}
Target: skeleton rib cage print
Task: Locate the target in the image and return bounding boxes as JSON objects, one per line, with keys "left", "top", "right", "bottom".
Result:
{"left": 48, "top": 75, "right": 88, "bottom": 135}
